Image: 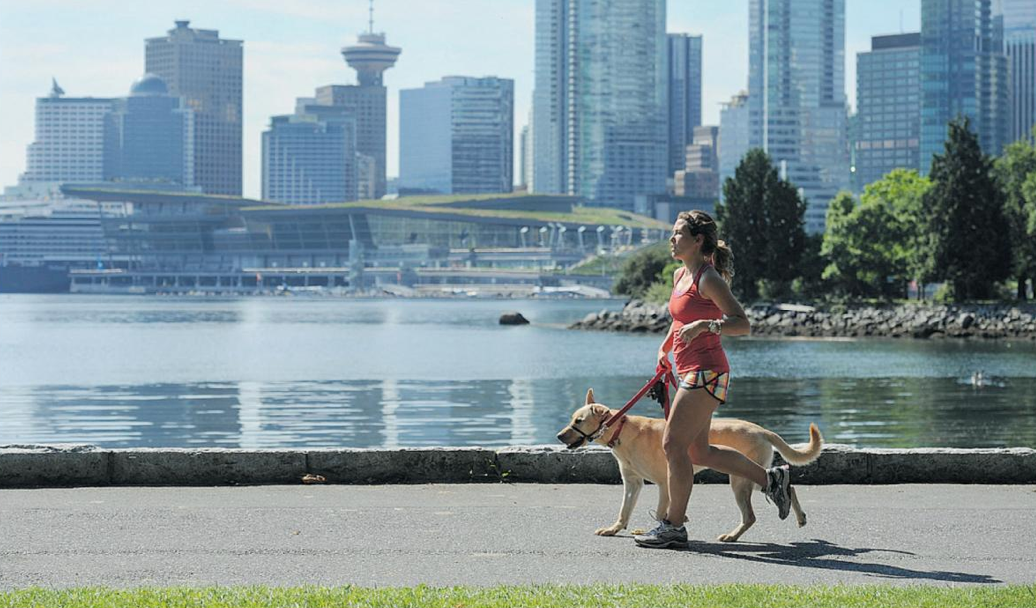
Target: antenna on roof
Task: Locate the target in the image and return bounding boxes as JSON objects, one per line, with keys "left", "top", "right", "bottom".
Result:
{"left": 50, "top": 77, "right": 65, "bottom": 98}
{"left": 369, "top": 0, "right": 374, "bottom": 33}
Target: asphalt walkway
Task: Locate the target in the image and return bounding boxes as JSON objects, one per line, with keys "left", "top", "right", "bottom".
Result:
{"left": 1, "top": 484, "right": 1033, "bottom": 588}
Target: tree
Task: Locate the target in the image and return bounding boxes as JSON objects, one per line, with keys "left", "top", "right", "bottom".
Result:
{"left": 993, "top": 131, "right": 1036, "bottom": 300}
{"left": 820, "top": 192, "right": 906, "bottom": 298}
{"left": 924, "top": 117, "right": 1012, "bottom": 300}
{"left": 860, "top": 169, "right": 933, "bottom": 299}
{"left": 612, "top": 241, "right": 671, "bottom": 299}
{"left": 762, "top": 169, "right": 809, "bottom": 298}
{"left": 716, "top": 149, "right": 807, "bottom": 300}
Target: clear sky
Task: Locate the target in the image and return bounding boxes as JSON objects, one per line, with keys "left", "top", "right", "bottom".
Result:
{"left": 0, "top": 0, "right": 920, "bottom": 199}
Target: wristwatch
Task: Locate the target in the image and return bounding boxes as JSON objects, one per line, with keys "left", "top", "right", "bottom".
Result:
{"left": 707, "top": 319, "right": 722, "bottom": 335}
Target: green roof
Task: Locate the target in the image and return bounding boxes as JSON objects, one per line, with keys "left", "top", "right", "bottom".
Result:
{"left": 243, "top": 194, "right": 668, "bottom": 229}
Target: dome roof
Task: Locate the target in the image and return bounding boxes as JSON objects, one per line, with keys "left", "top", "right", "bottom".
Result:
{"left": 130, "top": 73, "right": 169, "bottom": 96}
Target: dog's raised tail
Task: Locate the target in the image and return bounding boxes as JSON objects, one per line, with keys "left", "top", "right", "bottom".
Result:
{"left": 765, "top": 423, "right": 823, "bottom": 466}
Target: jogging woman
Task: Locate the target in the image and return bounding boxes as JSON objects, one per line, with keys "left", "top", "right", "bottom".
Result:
{"left": 634, "top": 210, "right": 793, "bottom": 549}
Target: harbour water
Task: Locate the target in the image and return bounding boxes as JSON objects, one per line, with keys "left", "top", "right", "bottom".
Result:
{"left": 2, "top": 295, "right": 1034, "bottom": 449}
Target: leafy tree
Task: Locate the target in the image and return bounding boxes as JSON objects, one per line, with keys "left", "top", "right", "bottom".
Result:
{"left": 924, "top": 117, "right": 1012, "bottom": 300}
{"left": 716, "top": 149, "right": 807, "bottom": 300}
{"left": 860, "top": 169, "right": 934, "bottom": 299}
{"left": 791, "top": 233, "right": 826, "bottom": 299}
{"left": 612, "top": 241, "right": 672, "bottom": 299}
{"left": 993, "top": 131, "right": 1036, "bottom": 300}
{"left": 820, "top": 192, "right": 898, "bottom": 298}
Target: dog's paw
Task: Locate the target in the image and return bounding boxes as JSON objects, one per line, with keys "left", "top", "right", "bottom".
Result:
{"left": 797, "top": 513, "right": 807, "bottom": 528}
{"left": 594, "top": 524, "right": 623, "bottom": 536}
{"left": 716, "top": 533, "right": 740, "bottom": 543}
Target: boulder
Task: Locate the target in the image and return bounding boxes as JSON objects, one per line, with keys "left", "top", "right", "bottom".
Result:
{"left": 499, "top": 312, "right": 530, "bottom": 325}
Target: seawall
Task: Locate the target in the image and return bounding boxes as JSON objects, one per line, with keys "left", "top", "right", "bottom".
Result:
{"left": 571, "top": 300, "right": 1036, "bottom": 340}
{"left": 2, "top": 444, "right": 1033, "bottom": 488}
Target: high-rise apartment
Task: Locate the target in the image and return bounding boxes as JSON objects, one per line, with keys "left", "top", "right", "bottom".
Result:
{"left": 855, "top": 33, "right": 921, "bottom": 189}
{"left": 145, "top": 21, "right": 242, "bottom": 195}
{"left": 748, "top": 0, "right": 850, "bottom": 233}
{"left": 920, "top": 0, "right": 1009, "bottom": 168}
{"left": 399, "top": 76, "right": 514, "bottom": 194}
{"left": 532, "top": 0, "right": 668, "bottom": 211}
{"left": 104, "top": 74, "right": 195, "bottom": 187}
{"left": 1004, "top": 0, "right": 1036, "bottom": 143}
{"left": 20, "top": 80, "right": 113, "bottom": 185}
{"left": 668, "top": 34, "right": 704, "bottom": 176}
{"left": 262, "top": 104, "right": 357, "bottom": 205}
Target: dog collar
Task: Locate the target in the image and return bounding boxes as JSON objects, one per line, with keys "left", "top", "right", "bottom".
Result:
{"left": 605, "top": 415, "right": 628, "bottom": 448}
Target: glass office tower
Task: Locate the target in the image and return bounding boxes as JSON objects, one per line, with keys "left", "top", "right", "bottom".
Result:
{"left": 1004, "top": 0, "right": 1036, "bottom": 143}
{"left": 668, "top": 34, "right": 704, "bottom": 176}
{"left": 748, "top": 0, "right": 850, "bottom": 233}
{"left": 920, "top": 0, "right": 1009, "bottom": 169}
{"left": 532, "top": 0, "right": 668, "bottom": 211}
{"left": 855, "top": 33, "right": 921, "bottom": 189}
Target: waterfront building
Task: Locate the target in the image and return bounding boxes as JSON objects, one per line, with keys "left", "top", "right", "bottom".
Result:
{"left": 855, "top": 33, "right": 922, "bottom": 190}
{"left": 718, "top": 91, "right": 751, "bottom": 196}
{"left": 1005, "top": 0, "right": 1036, "bottom": 143}
{"left": 400, "top": 76, "right": 514, "bottom": 195}
{"left": 668, "top": 34, "right": 704, "bottom": 176}
{"left": 262, "top": 104, "right": 358, "bottom": 205}
{"left": 748, "top": 0, "right": 851, "bottom": 233}
{"left": 20, "top": 81, "right": 113, "bottom": 185}
{"left": 532, "top": 0, "right": 668, "bottom": 211}
{"left": 145, "top": 20, "right": 242, "bottom": 195}
{"left": 920, "top": 0, "right": 1009, "bottom": 168}
{"left": 61, "top": 185, "right": 666, "bottom": 294}
{"left": 104, "top": 74, "right": 195, "bottom": 187}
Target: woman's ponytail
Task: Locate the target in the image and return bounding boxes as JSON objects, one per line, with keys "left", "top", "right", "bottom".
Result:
{"left": 712, "top": 239, "right": 734, "bottom": 283}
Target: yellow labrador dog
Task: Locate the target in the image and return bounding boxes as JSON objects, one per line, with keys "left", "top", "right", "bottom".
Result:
{"left": 557, "top": 388, "right": 823, "bottom": 542}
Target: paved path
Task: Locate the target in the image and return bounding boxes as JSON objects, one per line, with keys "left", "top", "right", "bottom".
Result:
{"left": 1, "top": 484, "right": 1034, "bottom": 588}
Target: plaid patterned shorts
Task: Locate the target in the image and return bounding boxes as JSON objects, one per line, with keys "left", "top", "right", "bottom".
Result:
{"left": 678, "top": 370, "right": 730, "bottom": 404}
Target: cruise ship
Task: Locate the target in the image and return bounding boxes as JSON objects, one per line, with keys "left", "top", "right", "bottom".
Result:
{"left": 0, "top": 198, "right": 126, "bottom": 293}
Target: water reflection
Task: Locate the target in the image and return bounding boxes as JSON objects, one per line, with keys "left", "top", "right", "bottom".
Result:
{"left": 3, "top": 376, "right": 1034, "bottom": 449}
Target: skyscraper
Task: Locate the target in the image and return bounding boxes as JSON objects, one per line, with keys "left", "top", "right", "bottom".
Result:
{"left": 1004, "top": 0, "right": 1036, "bottom": 143}
{"left": 718, "top": 91, "right": 751, "bottom": 195}
{"left": 855, "top": 33, "right": 921, "bottom": 189}
{"left": 400, "top": 76, "right": 514, "bottom": 194}
{"left": 748, "top": 0, "right": 850, "bottom": 233}
{"left": 145, "top": 21, "right": 242, "bottom": 195}
{"left": 668, "top": 34, "right": 704, "bottom": 176}
{"left": 105, "top": 74, "right": 195, "bottom": 187}
{"left": 313, "top": 18, "right": 400, "bottom": 201}
{"left": 262, "top": 105, "right": 357, "bottom": 205}
{"left": 21, "top": 80, "right": 113, "bottom": 185}
{"left": 920, "top": 0, "right": 1009, "bottom": 168}
{"left": 532, "top": 0, "right": 668, "bottom": 211}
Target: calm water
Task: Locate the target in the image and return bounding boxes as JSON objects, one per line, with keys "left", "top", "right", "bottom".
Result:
{"left": 1, "top": 295, "right": 1035, "bottom": 449}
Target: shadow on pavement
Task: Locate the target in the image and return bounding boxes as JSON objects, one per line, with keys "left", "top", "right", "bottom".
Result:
{"left": 678, "top": 539, "right": 1001, "bottom": 584}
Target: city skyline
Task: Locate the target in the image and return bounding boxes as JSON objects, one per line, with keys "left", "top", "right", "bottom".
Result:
{"left": 0, "top": 0, "right": 922, "bottom": 200}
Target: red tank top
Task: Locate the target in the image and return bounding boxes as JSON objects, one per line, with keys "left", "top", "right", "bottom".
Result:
{"left": 668, "top": 264, "right": 729, "bottom": 375}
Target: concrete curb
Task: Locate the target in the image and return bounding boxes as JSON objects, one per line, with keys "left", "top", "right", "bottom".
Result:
{"left": 1, "top": 444, "right": 1034, "bottom": 488}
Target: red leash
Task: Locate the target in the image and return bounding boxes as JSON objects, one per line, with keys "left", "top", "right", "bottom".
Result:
{"left": 591, "top": 362, "right": 680, "bottom": 446}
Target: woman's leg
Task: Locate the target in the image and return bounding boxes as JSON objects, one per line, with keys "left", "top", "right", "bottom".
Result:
{"left": 662, "top": 387, "right": 769, "bottom": 527}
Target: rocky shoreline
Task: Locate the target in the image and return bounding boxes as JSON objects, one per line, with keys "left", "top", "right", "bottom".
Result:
{"left": 570, "top": 300, "right": 1036, "bottom": 340}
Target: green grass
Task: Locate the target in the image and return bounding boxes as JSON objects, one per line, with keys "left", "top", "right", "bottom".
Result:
{"left": 3, "top": 585, "right": 1035, "bottom": 608}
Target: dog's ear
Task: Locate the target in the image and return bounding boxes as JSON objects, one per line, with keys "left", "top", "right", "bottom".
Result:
{"left": 585, "top": 388, "right": 595, "bottom": 405}
{"left": 591, "top": 404, "right": 609, "bottom": 418}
